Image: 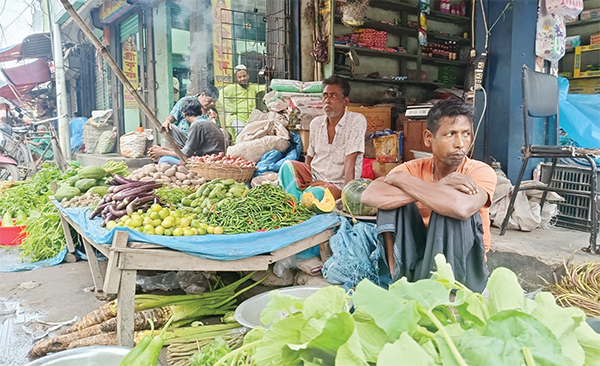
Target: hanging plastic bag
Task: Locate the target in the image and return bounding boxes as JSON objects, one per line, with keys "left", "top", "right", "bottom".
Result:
{"left": 546, "top": 0, "right": 583, "bottom": 18}
{"left": 536, "top": 0, "right": 566, "bottom": 62}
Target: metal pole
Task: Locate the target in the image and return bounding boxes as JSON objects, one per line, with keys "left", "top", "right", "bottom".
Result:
{"left": 58, "top": 0, "right": 187, "bottom": 163}
{"left": 52, "top": 22, "right": 71, "bottom": 160}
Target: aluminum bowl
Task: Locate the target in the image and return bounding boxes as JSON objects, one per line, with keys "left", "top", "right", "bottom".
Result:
{"left": 24, "top": 346, "right": 163, "bottom": 366}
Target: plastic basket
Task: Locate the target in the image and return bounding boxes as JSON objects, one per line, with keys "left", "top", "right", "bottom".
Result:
{"left": 0, "top": 219, "right": 27, "bottom": 246}
{"left": 188, "top": 162, "right": 256, "bottom": 183}
{"left": 540, "top": 163, "right": 600, "bottom": 231}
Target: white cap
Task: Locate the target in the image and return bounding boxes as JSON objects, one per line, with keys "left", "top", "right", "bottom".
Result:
{"left": 234, "top": 64, "right": 247, "bottom": 73}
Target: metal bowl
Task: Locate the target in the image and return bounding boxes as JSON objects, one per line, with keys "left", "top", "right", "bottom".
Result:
{"left": 234, "top": 285, "right": 325, "bottom": 329}
{"left": 24, "top": 346, "right": 163, "bottom": 366}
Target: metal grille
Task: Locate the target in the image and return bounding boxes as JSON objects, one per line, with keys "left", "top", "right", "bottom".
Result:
{"left": 217, "top": 1, "right": 290, "bottom": 136}
{"left": 94, "top": 54, "right": 111, "bottom": 111}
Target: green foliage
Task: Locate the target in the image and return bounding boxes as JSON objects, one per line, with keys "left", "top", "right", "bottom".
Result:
{"left": 189, "top": 337, "right": 231, "bottom": 366}
{"left": 215, "top": 254, "right": 600, "bottom": 366}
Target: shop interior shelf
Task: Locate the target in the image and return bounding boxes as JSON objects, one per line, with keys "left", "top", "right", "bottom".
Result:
{"left": 566, "top": 18, "right": 600, "bottom": 28}
{"left": 428, "top": 10, "right": 472, "bottom": 24}
{"left": 336, "top": 74, "right": 462, "bottom": 89}
{"left": 369, "top": 0, "right": 418, "bottom": 12}
{"left": 334, "top": 44, "right": 418, "bottom": 61}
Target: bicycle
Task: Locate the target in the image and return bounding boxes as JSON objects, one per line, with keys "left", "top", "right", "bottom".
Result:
{"left": 0, "top": 117, "right": 68, "bottom": 180}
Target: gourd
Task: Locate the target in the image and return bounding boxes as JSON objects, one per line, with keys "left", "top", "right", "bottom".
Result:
{"left": 342, "top": 179, "right": 377, "bottom": 217}
{"left": 301, "top": 188, "right": 335, "bottom": 214}
{"left": 78, "top": 165, "right": 107, "bottom": 180}
{"left": 88, "top": 186, "right": 109, "bottom": 196}
{"left": 74, "top": 179, "right": 97, "bottom": 192}
{"left": 55, "top": 187, "right": 81, "bottom": 201}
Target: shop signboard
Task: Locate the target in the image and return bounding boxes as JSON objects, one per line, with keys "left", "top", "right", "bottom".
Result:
{"left": 101, "top": 0, "right": 135, "bottom": 24}
{"left": 122, "top": 36, "right": 139, "bottom": 109}
{"left": 212, "top": 0, "right": 234, "bottom": 87}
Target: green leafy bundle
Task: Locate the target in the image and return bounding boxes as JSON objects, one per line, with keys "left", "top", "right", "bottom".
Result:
{"left": 189, "top": 337, "right": 231, "bottom": 366}
{"left": 19, "top": 201, "right": 65, "bottom": 262}
{"left": 214, "top": 255, "right": 600, "bottom": 366}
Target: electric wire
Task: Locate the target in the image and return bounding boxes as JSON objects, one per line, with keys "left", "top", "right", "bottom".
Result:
{"left": 469, "top": 86, "right": 487, "bottom": 157}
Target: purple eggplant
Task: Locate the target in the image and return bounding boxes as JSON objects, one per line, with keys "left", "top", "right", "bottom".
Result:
{"left": 108, "top": 205, "right": 127, "bottom": 218}
{"left": 111, "top": 181, "right": 149, "bottom": 193}
{"left": 112, "top": 183, "right": 162, "bottom": 202}
{"left": 113, "top": 174, "right": 138, "bottom": 185}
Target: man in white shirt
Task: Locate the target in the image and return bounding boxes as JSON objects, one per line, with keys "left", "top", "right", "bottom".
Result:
{"left": 280, "top": 75, "right": 367, "bottom": 200}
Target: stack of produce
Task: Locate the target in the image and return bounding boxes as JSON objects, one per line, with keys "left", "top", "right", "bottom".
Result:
{"left": 546, "top": 261, "right": 600, "bottom": 318}
{"left": 205, "top": 255, "right": 600, "bottom": 366}
{"left": 0, "top": 164, "right": 75, "bottom": 261}
{"left": 188, "top": 153, "right": 256, "bottom": 169}
{"left": 29, "top": 273, "right": 262, "bottom": 358}
{"left": 129, "top": 163, "right": 206, "bottom": 189}
{"left": 59, "top": 191, "right": 102, "bottom": 208}
{"left": 204, "top": 184, "right": 312, "bottom": 234}
{"left": 108, "top": 204, "right": 211, "bottom": 236}
{"left": 91, "top": 174, "right": 162, "bottom": 226}
{"left": 56, "top": 165, "right": 109, "bottom": 202}
{"left": 180, "top": 179, "right": 249, "bottom": 216}
{"left": 102, "top": 160, "right": 129, "bottom": 177}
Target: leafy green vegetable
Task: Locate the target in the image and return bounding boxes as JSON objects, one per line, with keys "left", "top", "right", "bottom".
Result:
{"left": 156, "top": 186, "right": 195, "bottom": 207}
{"left": 217, "top": 254, "right": 600, "bottom": 366}
{"left": 189, "top": 337, "right": 231, "bottom": 366}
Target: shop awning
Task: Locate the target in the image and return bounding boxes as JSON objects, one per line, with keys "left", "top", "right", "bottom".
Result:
{"left": 0, "top": 33, "right": 52, "bottom": 63}
{"left": 0, "top": 59, "right": 51, "bottom": 102}
{"left": 0, "top": 44, "right": 23, "bottom": 63}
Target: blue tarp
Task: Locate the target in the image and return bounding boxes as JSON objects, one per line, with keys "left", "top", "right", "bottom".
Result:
{"left": 58, "top": 205, "right": 341, "bottom": 261}
{"left": 0, "top": 247, "right": 67, "bottom": 273}
{"left": 558, "top": 77, "right": 600, "bottom": 167}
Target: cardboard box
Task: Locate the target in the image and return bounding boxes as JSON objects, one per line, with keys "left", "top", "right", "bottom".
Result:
{"left": 372, "top": 161, "right": 402, "bottom": 178}
{"left": 591, "top": 33, "right": 600, "bottom": 45}
{"left": 347, "top": 104, "right": 392, "bottom": 134}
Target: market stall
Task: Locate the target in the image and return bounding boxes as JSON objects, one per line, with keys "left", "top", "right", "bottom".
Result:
{"left": 49, "top": 161, "right": 341, "bottom": 347}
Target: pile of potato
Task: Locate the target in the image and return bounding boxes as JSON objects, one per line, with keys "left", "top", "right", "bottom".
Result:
{"left": 61, "top": 191, "right": 102, "bottom": 208}
{"left": 129, "top": 163, "right": 206, "bottom": 189}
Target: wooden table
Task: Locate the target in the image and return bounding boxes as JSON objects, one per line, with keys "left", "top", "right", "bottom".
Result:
{"left": 55, "top": 204, "right": 335, "bottom": 346}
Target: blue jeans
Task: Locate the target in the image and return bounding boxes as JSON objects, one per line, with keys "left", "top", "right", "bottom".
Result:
{"left": 158, "top": 156, "right": 181, "bottom": 165}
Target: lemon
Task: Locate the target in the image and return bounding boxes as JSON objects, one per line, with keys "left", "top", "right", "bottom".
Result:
{"left": 144, "top": 224, "right": 154, "bottom": 231}
{"left": 144, "top": 227, "right": 155, "bottom": 235}
{"left": 183, "top": 228, "right": 194, "bottom": 236}
{"left": 106, "top": 221, "right": 117, "bottom": 230}
{"left": 155, "top": 226, "right": 165, "bottom": 235}
{"left": 214, "top": 226, "right": 224, "bottom": 235}
{"left": 174, "top": 217, "right": 182, "bottom": 226}
{"left": 173, "top": 228, "right": 184, "bottom": 236}
{"left": 197, "top": 226, "right": 207, "bottom": 235}
{"left": 172, "top": 210, "right": 183, "bottom": 218}
{"left": 191, "top": 220, "right": 200, "bottom": 229}
{"left": 151, "top": 203, "right": 163, "bottom": 212}
{"left": 190, "top": 228, "right": 198, "bottom": 235}
{"left": 120, "top": 215, "right": 131, "bottom": 222}
{"left": 207, "top": 226, "right": 215, "bottom": 234}
{"left": 149, "top": 211, "right": 160, "bottom": 220}
{"left": 158, "top": 208, "right": 170, "bottom": 219}
{"left": 152, "top": 219, "right": 162, "bottom": 227}
{"left": 180, "top": 218, "right": 190, "bottom": 228}
{"left": 130, "top": 217, "right": 143, "bottom": 228}
{"left": 164, "top": 228, "right": 173, "bottom": 236}
{"left": 162, "top": 218, "right": 174, "bottom": 228}
{"left": 124, "top": 218, "right": 132, "bottom": 227}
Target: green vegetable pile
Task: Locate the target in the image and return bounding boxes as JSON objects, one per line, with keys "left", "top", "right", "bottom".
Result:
{"left": 0, "top": 163, "right": 78, "bottom": 261}
{"left": 189, "top": 337, "right": 232, "bottom": 366}
{"left": 204, "top": 184, "right": 312, "bottom": 234}
{"left": 156, "top": 186, "right": 196, "bottom": 207}
{"left": 103, "top": 160, "right": 129, "bottom": 177}
{"left": 180, "top": 178, "right": 249, "bottom": 216}
{"left": 212, "top": 255, "right": 600, "bottom": 366}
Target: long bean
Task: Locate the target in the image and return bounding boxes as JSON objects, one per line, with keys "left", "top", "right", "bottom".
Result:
{"left": 204, "top": 185, "right": 312, "bottom": 234}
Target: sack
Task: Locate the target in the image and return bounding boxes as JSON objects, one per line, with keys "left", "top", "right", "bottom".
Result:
{"left": 120, "top": 130, "right": 148, "bottom": 158}
{"left": 96, "top": 128, "right": 117, "bottom": 154}
{"left": 226, "top": 136, "right": 290, "bottom": 162}
{"left": 536, "top": 0, "right": 566, "bottom": 61}
{"left": 236, "top": 113, "right": 289, "bottom": 144}
{"left": 546, "top": 0, "right": 583, "bottom": 17}
{"left": 83, "top": 110, "right": 113, "bottom": 154}
{"left": 322, "top": 218, "right": 385, "bottom": 289}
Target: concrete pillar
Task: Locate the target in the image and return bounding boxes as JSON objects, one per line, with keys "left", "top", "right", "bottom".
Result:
{"left": 153, "top": 3, "right": 173, "bottom": 123}
{"left": 475, "top": 0, "right": 539, "bottom": 182}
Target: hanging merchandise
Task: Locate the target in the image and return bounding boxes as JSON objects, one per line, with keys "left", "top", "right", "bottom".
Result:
{"left": 536, "top": 0, "right": 566, "bottom": 62}
{"left": 418, "top": 0, "right": 430, "bottom": 46}
{"left": 341, "top": 0, "right": 370, "bottom": 26}
{"left": 546, "top": 0, "right": 584, "bottom": 18}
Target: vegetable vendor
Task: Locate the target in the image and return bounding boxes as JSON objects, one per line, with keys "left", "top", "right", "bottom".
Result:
{"left": 29, "top": 125, "right": 54, "bottom": 160}
{"left": 279, "top": 75, "right": 367, "bottom": 201}
{"left": 362, "top": 99, "right": 497, "bottom": 292}
{"left": 162, "top": 86, "right": 220, "bottom": 136}
{"left": 216, "top": 64, "right": 266, "bottom": 140}
{"left": 149, "top": 98, "right": 225, "bottom": 165}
